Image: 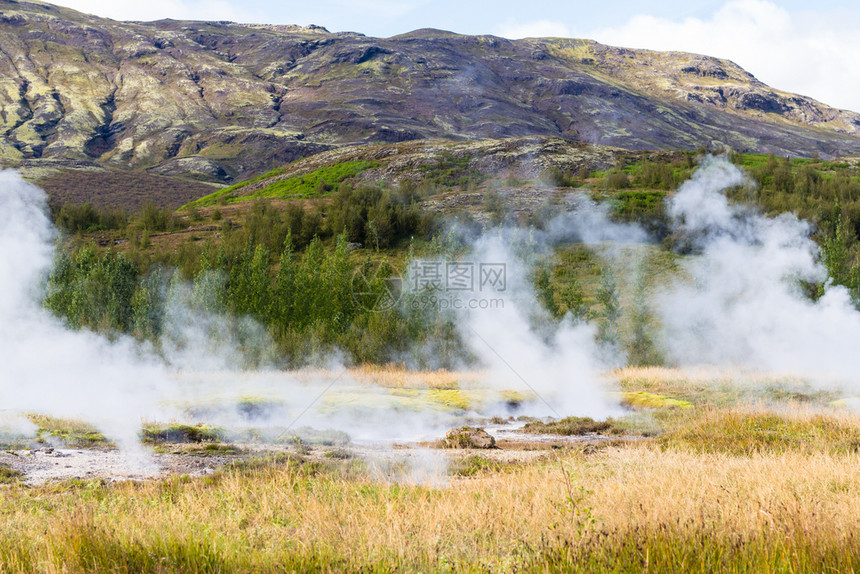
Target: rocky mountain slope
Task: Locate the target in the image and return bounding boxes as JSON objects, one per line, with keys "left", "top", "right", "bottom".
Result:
{"left": 1, "top": 0, "right": 859, "bottom": 201}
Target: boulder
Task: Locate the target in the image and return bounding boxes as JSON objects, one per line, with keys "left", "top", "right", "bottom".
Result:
{"left": 442, "top": 426, "right": 496, "bottom": 449}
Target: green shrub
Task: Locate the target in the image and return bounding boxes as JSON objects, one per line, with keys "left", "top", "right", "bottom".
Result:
{"left": 520, "top": 416, "right": 621, "bottom": 436}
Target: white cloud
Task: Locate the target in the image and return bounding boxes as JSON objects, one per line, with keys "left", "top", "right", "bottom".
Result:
{"left": 497, "top": 19, "right": 571, "bottom": 39}
{"left": 48, "top": 0, "right": 258, "bottom": 23}
{"left": 589, "top": 0, "right": 860, "bottom": 113}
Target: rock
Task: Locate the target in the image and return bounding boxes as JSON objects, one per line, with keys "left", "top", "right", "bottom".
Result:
{"left": 737, "top": 92, "right": 789, "bottom": 114}
{"left": 443, "top": 426, "right": 496, "bottom": 449}
{"left": 148, "top": 156, "right": 229, "bottom": 182}
{"left": 680, "top": 61, "right": 729, "bottom": 79}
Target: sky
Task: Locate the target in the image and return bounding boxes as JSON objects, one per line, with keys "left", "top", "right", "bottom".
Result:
{"left": 46, "top": 0, "right": 860, "bottom": 113}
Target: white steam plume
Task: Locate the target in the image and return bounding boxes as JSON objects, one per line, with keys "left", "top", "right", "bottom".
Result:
{"left": 3, "top": 168, "right": 610, "bottom": 463}
{"left": 405, "top": 208, "right": 637, "bottom": 419}
{"left": 0, "top": 170, "right": 178, "bottom": 458}
{"left": 0, "top": 171, "right": 439, "bottom": 453}
{"left": 464, "top": 230, "right": 616, "bottom": 417}
{"left": 658, "top": 156, "right": 860, "bottom": 384}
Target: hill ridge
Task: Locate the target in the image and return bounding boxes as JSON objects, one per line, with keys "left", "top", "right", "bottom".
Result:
{"left": 1, "top": 0, "right": 859, "bottom": 202}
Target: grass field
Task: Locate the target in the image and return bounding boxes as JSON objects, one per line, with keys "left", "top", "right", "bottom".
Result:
{"left": 2, "top": 367, "right": 860, "bottom": 572}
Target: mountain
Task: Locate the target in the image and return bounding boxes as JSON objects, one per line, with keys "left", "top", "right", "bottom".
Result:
{"left": 1, "top": 0, "right": 860, "bottom": 205}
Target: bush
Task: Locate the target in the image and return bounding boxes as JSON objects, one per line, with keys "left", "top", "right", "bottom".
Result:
{"left": 53, "top": 202, "right": 127, "bottom": 233}
{"left": 606, "top": 171, "right": 631, "bottom": 189}
{"left": 139, "top": 201, "right": 179, "bottom": 232}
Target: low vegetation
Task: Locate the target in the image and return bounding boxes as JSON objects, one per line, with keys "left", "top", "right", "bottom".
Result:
{"left": 448, "top": 454, "right": 517, "bottom": 477}
{"left": 141, "top": 423, "right": 225, "bottom": 444}
{"left": 658, "top": 406, "right": 860, "bottom": 455}
{"left": 0, "top": 463, "right": 22, "bottom": 484}
{"left": 26, "top": 415, "right": 110, "bottom": 448}
{"left": 282, "top": 427, "right": 351, "bottom": 447}
{"left": 152, "top": 443, "right": 242, "bottom": 456}
{"left": 189, "top": 160, "right": 379, "bottom": 206}
{"left": 1, "top": 370, "right": 860, "bottom": 571}
{"left": 519, "top": 416, "right": 621, "bottom": 436}
{"left": 620, "top": 390, "right": 691, "bottom": 409}
{"left": 41, "top": 170, "right": 218, "bottom": 212}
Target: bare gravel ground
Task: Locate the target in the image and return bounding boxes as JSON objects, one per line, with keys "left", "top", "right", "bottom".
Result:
{"left": 0, "top": 447, "right": 229, "bottom": 485}
{"left": 0, "top": 420, "right": 625, "bottom": 486}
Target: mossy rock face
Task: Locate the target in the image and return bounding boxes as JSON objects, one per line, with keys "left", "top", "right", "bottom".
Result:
{"left": 442, "top": 426, "right": 496, "bottom": 449}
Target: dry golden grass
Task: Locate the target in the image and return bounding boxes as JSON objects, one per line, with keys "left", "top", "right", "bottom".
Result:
{"left": 588, "top": 446, "right": 860, "bottom": 532}
{"left": 4, "top": 440, "right": 860, "bottom": 572}
{"left": 613, "top": 365, "right": 754, "bottom": 394}
{"left": 6, "top": 369, "right": 860, "bottom": 572}
{"left": 347, "top": 364, "right": 486, "bottom": 390}
{"left": 657, "top": 403, "right": 860, "bottom": 455}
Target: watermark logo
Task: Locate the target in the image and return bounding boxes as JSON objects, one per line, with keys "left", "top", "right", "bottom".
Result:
{"left": 479, "top": 263, "right": 507, "bottom": 292}
{"left": 408, "top": 294, "right": 505, "bottom": 311}
{"left": 408, "top": 260, "right": 507, "bottom": 312}
{"left": 409, "top": 261, "right": 507, "bottom": 293}
{"left": 351, "top": 260, "right": 403, "bottom": 312}
{"left": 352, "top": 259, "right": 508, "bottom": 312}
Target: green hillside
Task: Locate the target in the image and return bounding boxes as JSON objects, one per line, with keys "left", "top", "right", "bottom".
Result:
{"left": 44, "top": 142, "right": 860, "bottom": 367}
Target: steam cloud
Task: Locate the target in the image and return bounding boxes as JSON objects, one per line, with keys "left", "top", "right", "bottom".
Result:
{"left": 3, "top": 152, "right": 860, "bottom": 467}
{"left": 442, "top": 215, "right": 642, "bottom": 419}
{"left": 0, "top": 171, "right": 176, "bottom": 458}
{"left": 657, "top": 156, "right": 860, "bottom": 384}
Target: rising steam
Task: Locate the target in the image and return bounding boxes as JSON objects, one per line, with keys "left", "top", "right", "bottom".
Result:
{"left": 0, "top": 171, "right": 176, "bottom": 457}
{"left": 3, "top": 152, "right": 860, "bottom": 467}
{"left": 657, "top": 156, "right": 860, "bottom": 384}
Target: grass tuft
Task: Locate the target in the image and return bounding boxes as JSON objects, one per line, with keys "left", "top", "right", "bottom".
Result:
{"left": 141, "top": 423, "right": 224, "bottom": 444}
{"left": 659, "top": 406, "right": 860, "bottom": 455}
{"left": 0, "top": 463, "right": 22, "bottom": 484}
{"left": 153, "top": 443, "right": 242, "bottom": 456}
{"left": 449, "top": 455, "right": 517, "bottom": 477}
{"left": 282, "top": 427, "right": 351, "bottom": 447}
{"left": 26, "top": 415, "right": 111, "bottom": 448}
{"left": 520, "top": 416, "right": 622, "bottom": 436}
